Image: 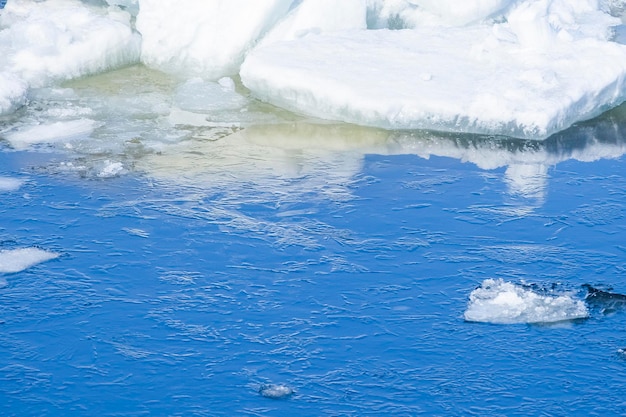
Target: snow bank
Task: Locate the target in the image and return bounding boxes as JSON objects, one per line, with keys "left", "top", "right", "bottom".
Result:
{"left": 241, "top": 0, "right": 626, "bottom": 139}
{"left": 0, "top": 247, "right": 59, "bottom": 273}
{"left": 0, "top": 0, "right": 140, "bottom": 115}
{"left": 464, "top": 279, "right": 589, "bottom": 324}
{"left": 136, "top": 0, "right": 294, "bottom": 78}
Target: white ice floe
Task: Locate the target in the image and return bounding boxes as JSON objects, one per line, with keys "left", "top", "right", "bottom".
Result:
{"left": 0, "top": 247, "right": 59, "bottom": 274}
{"left": 241, "top": 0, "right": 626, "bottom": 139}
{"left": 0, "top": 0, "right": 140, "bottom": 115}
{"left": 4, "top": 119, "right": 100, "bottom": 150}
{"left": 464, "top": 279, "right": 589, "bottom": 324}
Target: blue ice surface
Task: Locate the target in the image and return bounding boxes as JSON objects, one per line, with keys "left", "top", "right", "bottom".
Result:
{"left": 1, "top": 124, "right": 626, "bottom": 416}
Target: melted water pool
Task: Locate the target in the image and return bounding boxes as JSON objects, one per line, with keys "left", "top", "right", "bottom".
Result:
{"left": 1, "top": 65, "right": 626, "bottom": 416}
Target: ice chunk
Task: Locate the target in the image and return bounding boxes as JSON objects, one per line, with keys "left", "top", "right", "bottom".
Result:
{"left": 464, "top": 279, "right": 589, "bottom": 324}
{"left": 0, "top": 177, "right": 23, "bottom": 192}
{"left": 242, "top": 19, "right": 626, "bottom": 139}
{"left": 259, "top": 384, "right": 294, "bottom": 399}
{"left": 5, "top": 119, "right": 100, "bottom": 150}
{"left": 136, "top": 0, "right": 294, "bottom": 78}
{"left": 0, "top": 248, "right": 59, "bottom": 274}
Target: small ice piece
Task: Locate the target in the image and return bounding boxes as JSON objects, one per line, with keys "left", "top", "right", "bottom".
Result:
{"left": 259, "top": 384, "right": 294, "bottom": 399}
{"left": 0, "top": 177, "right": 23, "bottom": 192}
{"left": 0, "top": 248, "right": 59, "bottom": 274}
{"left": 97, "top": 160, "right": 125, "bottom": 178}
{"left": 464, "top": 278, "right": 589, "bottom": 324}
{"left": 4, "top": 119, "right": 100, "bottom": 150}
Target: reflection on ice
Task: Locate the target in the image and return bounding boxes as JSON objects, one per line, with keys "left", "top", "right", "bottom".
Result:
{"left": 137, "top": 109, "right": 626, "bottom": 208}
{"left": 2, "top": 63, "right": 625, "bottom": 208}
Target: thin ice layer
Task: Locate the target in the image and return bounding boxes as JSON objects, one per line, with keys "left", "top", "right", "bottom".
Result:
{"left": 5, "top": 119, "right": 100, "bottom": 150}
{"left": 464, "top": 279, "right": 589, "bottom": 324}
{"left": 0, "top": 247, "right": 59, "bottom": 274}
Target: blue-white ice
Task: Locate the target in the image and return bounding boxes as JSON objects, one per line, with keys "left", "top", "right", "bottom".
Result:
{"left": 1, "top": 0, "right": 626, "bottom": 138}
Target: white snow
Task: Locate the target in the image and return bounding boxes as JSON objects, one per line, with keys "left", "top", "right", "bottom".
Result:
{"left": 464, "top": 279, "right": 589, "bottom": 324}
{"left": 0, "top": 247, "right": 59, "bottom": 274}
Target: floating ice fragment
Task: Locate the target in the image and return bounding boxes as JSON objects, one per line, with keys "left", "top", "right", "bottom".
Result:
{"left": 0, "top": 248, "right": 60, "bottom": 274}
{"left": 464, "top": 278, "right": 589, "bottom": 324}
{"left": 97, "top": 160, "right": 125, "bottom": 178}
{"left": 0, "top": 177, "right": 23, "bottom": 192}
{"left": 259, "top": 384, "right": 294, "bottom": 399}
